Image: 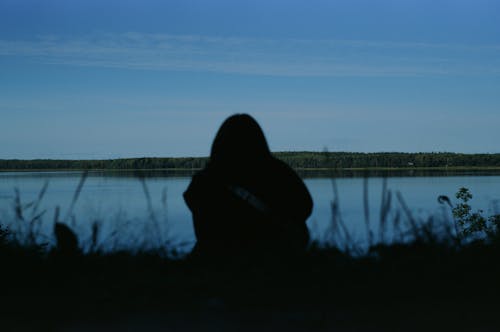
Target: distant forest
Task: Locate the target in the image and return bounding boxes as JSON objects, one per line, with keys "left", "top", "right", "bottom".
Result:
{"left": 1, "top": 152, "right": 500, "bottom": 170}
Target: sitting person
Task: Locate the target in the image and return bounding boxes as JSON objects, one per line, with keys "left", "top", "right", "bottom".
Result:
{"left": 184, "top": 114, "right": 313, "bottom": 258}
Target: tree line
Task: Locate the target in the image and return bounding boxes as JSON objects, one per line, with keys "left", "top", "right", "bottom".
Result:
{"left": 1, "top": 152, "right": 500, "bottom": 170}
{"left": 275, "top": 152, "right": 500, "bottom": 169}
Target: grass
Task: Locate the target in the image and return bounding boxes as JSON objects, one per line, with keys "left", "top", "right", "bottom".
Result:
{"left": 1, "top": 173, "right": 500, "bottom": 331}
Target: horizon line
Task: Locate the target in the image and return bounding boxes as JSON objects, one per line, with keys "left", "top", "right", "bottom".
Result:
{"left": 2, "top": 150, "right": 500, "bottom": 161}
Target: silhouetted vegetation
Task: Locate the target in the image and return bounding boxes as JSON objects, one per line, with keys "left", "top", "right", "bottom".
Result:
{"left": 0, "top": 156, "right": 209, "bottom": 170}
{"left": 277, "top": 151, "right": 500, "bottom": 168}
{"left": 2, "top": 152, "right": 500, "bottom": 171}
{"left": 1, "top": 178, "right": 500, "bottom": 330}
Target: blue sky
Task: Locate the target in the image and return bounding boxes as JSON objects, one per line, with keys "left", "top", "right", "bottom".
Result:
{"left": 1, "top": 0, "right": 499, "bottom": 159}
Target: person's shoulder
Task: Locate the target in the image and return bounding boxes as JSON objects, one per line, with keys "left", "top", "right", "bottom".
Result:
{"left": 268, "top": 157, "right": 300, "bottom": 179}
{"left": 184, "top": 167, "right": 219, "bottom": 210}
{"left": 266, "top": 157, "right": 308, "bottom": 194}
{"left": 185, "top": 168, "right": 209, "bottom": 196}
{"left": 187, "top": 164, "right": 230, "bottom": 193}
{"left": 267, "top": 157, "right": 313, "bottom": 218}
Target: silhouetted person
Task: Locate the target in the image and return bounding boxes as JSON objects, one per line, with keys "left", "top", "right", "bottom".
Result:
{"left": 184, "top": 114, "right": 313, "bottom": 259}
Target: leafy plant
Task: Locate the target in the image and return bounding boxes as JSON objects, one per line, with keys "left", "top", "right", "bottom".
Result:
{"left": 450, "top": 187, "right": 500, "bottom": 241}
{"left": 0, "top": 224, "right": 11, "bottom": 247}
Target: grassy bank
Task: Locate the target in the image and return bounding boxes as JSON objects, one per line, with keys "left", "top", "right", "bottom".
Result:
{"left": 2, "top": 236, "right": 500, "bottom": 331}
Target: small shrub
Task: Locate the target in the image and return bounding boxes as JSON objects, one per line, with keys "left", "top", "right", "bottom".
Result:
{"left": 452, "top": 187, "right": 500, "bottom": 241}
{"left": 0, "top": 224, "right": 11, "bottom": 247}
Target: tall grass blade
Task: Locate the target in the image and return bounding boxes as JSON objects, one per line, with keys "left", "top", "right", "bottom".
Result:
{"left": 13, "top": 188, "right": 24, "bottom": 222}
{"left": 392, "top": 210, "right": 401, "bottom": 242}
{"left": 379, "top": 177, "right": 392, "bottom": 243}
{"left": 63, "top": 171, "right": 88, "bottom": 222}
{"left": 330, "top": 178, "right": 357, "bottom": 254}
{"left": 138, "top": 176, "right": 163, "bottom": 249}
{"left": 363, "top": 176, "right": 373, "bottom": 247}
{"left": 31, "top": 180, "right": 48, "bottom": 217}
{"left": 396, "top": 191, "right": 419, "bottom": 239}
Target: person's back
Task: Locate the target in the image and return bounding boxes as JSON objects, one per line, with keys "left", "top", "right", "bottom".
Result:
{"left": 184, "top": 114, "right": 313, "bottom": 259}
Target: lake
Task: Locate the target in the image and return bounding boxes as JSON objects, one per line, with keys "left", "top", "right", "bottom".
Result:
{"left": 1, "top": 170, "right": 499, "bottom": 253}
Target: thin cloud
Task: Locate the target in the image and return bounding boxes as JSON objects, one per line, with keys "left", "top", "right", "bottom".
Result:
{"left": 1, "top": 33, "right": 499, "bottom": 77}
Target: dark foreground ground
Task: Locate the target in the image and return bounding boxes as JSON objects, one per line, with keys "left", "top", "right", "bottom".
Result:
{"left": 2, "top": 240, "right": 500, "bottom": 332}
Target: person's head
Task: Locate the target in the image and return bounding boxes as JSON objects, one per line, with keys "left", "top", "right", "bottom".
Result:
{"left": 210, "top": 114, "right": 271, "bottom": 166}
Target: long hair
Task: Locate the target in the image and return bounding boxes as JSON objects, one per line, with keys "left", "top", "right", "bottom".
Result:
{"left": 210, "top": 114, "right": 271, "bottom": 168}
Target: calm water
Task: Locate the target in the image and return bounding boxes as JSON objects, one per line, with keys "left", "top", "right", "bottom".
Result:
{"left": 1, "top": 170, "right": 499, "bottom": 252}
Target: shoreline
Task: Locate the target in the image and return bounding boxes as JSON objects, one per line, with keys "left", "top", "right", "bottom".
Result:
{"left": 2, "top": 166, "right": 500, "bottom": 172}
